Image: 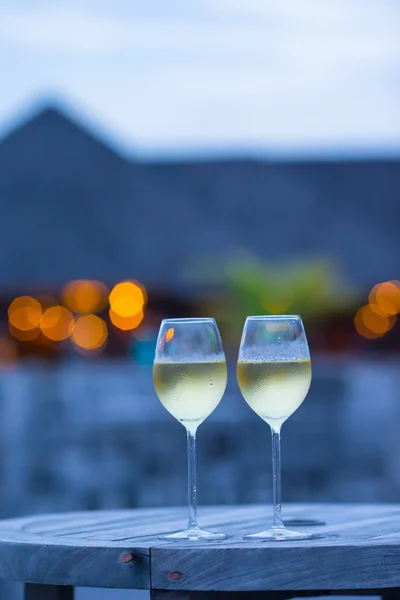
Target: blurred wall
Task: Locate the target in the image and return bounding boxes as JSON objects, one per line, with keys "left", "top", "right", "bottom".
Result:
{"left": 1, "top": 357, "right": 399, "bottom": 522}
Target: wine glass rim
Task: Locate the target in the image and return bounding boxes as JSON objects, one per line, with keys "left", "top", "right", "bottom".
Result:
{"left": 161, "top": 317, "right": 217, "bottom": 324}
{"left": 246, "top": 314, "right": 302, "bottom": 320}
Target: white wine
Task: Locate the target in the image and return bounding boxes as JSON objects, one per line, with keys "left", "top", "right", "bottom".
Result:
{"left": 153, "top": 360, "right": 227, "bottom": 428}
{"left": 237, "top": 360, "right": 311, "bottom": 427}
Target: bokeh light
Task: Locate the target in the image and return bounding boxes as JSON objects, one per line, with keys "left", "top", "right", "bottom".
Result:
{"left": 62, "top": 280, "right": 109, "bottom": 314}
{"left": 8, "top": 322, "right": 40, "bottom": 341}
{"left": 8, "top": 296, "right": 42, "bottom": 331}
{"left": 71, "top": 315, "right": 108, "bottom": 350}
{"left": 109, "top": 308, "right": 144, "bottom": 331}
{"left": 369, "top": 281, "right": 400, "bottom": 316}
{"left": 109, "top": 281, "right": 147, "bottom": 331}
{"left": 165, "top": 327, "right": 174, "bottom": 342}
{"left": 354, "top": 304, "right": 396, "bottom": 339}
{"left": 40, "top": 306, "right": 75, "bottom": 342}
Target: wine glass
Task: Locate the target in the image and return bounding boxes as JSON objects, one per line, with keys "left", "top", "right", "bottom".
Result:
{"left": 237, "top": 315, "right": 312, "bottom": 541}
{"left": 153, "top": 318, "right": 228, "bottom": 540}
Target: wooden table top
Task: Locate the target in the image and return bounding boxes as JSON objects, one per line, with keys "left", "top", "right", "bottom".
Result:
{"left": 1, "top": 504, "right": 400, "bottom": 592}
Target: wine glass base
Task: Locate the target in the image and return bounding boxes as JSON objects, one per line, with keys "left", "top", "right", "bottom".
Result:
{"left": 244, "top": 527, "right": 313, "bottom": 541}
{"left": 160, "top": 528, "right": 227, "bottom": 541}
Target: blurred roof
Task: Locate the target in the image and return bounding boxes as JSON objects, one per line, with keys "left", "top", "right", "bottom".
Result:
{"left": 0, "top": 104, "right": 399, "bottom": 292}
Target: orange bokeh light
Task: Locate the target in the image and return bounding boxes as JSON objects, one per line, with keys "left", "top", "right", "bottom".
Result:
{"left": 112, "top": 296, "right": 143, "bottom": 318}
{"left": 72, "top": 315, "right": 108, "bottom": 350}
{"left": 165, "top": 327, "right": 174, "bottom": 342}
{"left": 109, "top": 308, "right": 144, "bottom": 331}
{"left": 40, "top": 306, "right": 75, "bottom": 341}
{"left": 109, "top": 281, "right": 146, "bottom": 318}
{"left": 8, "top": 322, "right": 40, "bottom": 341}
{"left": 369, "top": 281, "right": 400, "bottom": 316}
{"left": 8, "top": 296, "right": 42, "bottom": 331}
{"left": 62, "top": 280, "right": 109, "bottom": 314}
{"left": 354, "top": 304, "right": 396, "bottom": 339}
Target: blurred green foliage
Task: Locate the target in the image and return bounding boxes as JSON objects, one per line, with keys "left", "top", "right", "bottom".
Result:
{"left": 190, "top": 254, "right": 358, "bottom": 343}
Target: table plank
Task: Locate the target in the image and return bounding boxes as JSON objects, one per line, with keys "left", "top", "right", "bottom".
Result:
{"left": 151, "top": 504, "right": 400, "bottom": 591}
{"left": 152, "top": 543, "right": 400, "bottom": 591}
{"left": 1, "top": 505, "right": 400, "bottom": 590}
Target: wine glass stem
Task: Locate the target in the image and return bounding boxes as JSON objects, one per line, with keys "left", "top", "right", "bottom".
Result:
{"left": 187, "top": 428, "right": 198, "bottom": 531}
{"left": 271, "top": 427, "right": 283, "bottom": 529}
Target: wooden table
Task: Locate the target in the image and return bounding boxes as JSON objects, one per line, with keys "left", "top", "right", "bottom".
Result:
{"left": 1, "top": 504, "right": 400, "bottom": 599}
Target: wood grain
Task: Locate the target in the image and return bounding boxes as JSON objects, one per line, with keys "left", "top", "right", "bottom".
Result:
{"left": 24, "top": 583, "right": 74, "bottom": 599}
{"left": 152, "top": 504, "right": 400, "bottom": 591}
{"left": 1, "top": 505, "right": 400, "bottom": 590}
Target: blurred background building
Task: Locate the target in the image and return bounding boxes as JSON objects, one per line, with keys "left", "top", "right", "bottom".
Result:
{"left": 0, "top": 0, "right": 399, "bottom": 598}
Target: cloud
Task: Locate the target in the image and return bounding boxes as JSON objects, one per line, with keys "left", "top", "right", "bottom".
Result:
{"left": 0, "top": 0, "right": 399, "bottom": 152}
{"left": 0, "top": 2, "right": 398, "bottom": 65}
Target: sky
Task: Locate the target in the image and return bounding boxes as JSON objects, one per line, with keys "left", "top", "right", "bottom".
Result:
{"left": 0, "top": 0, "right": 399, "bottom": 158}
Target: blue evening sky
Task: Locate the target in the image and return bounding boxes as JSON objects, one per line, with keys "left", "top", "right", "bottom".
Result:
{"left": 0, "top": 0, "right": 399, "bottom": 158}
